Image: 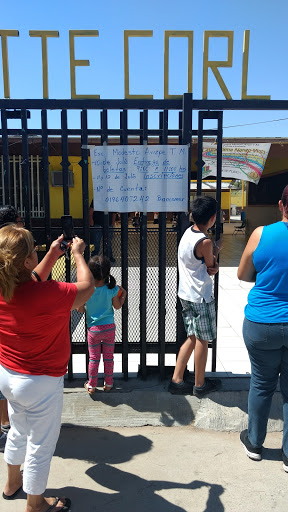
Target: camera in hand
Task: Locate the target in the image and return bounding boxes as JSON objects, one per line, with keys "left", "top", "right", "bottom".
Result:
{"left": 60, "top": 215, "right": 74, "bottom": 251}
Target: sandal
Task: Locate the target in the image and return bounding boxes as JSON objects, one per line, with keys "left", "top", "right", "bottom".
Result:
{"left": 2, "top": 486, "right": 22, "bottom": 500}
{"left": 103, "top": 384, "right": 113, "bottom": 392}
{"left": 45, "top": 496, "right": 71, "bottom": 511}
{"left": 84, "top": 381, "right": 96, "bottom": 394}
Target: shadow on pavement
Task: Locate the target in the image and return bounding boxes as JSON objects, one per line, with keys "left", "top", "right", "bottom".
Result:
{"left": 86, "top": 464, "right": 225, "bottom": 512}
{"left": 53, "top": 426, "right": 225, "bottom": 512}
{"left": 55, "top": 425, "right": 152, "bottom": 464}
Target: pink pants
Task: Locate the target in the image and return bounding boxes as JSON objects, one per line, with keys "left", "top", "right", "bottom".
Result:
{"left": 87, "top": 323, "right": 115, "bottom": 387}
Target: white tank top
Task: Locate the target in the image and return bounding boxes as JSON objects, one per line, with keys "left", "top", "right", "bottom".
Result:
{"left": 178, "top": 227, "right": 214, "bottom": 303}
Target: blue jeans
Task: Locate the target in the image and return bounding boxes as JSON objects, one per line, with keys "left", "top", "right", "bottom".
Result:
{"left": 90, "top": 225, "right": 114, "bottom": 259}
{"left": 243, "top": 318, "right": 288, "bottom": 455}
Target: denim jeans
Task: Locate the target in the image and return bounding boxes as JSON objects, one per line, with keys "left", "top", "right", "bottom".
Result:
{"left": 243, "top": 318, "right": 288, "bottom": 455}
{"left": 90, "top": 225, "right": 114, "bottom": 259}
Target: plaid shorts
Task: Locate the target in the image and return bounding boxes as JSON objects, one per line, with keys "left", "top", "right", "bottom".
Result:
{"left": 180, "top": 298, "right": 216, "bottom": 341}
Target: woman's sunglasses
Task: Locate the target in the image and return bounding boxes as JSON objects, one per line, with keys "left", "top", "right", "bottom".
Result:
{"left": 32, "top": 240, "right": 39, "bottom": 253}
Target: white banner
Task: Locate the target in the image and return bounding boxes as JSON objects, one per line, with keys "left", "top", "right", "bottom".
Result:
{"left": 202, "top": 142, "right": 271, "bottom": 184}
{"left": 90, "top": 145, "right": 189, "bottom": 212}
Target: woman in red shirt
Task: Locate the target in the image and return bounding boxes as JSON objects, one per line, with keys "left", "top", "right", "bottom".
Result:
{"left": 0, "top": 225, "right": 94, "bottom": 512}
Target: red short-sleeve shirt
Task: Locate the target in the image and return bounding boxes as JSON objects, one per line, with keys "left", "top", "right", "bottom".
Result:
{"left": 0, "top": 280, "right": 77, "bottom": 377}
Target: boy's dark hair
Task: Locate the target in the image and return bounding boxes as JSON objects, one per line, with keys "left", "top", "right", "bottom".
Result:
{"left": 0, "top": 205, "right": 18, "bottom": 228}
{"left": 88, "top": 254, "right": 116, "bottom": 289}
{"left": 191, "top": 196, "right": 217, "bottom": 225}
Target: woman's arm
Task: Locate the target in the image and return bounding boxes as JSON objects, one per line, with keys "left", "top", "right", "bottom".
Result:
{"left": 237, "top": 226, "right": 263, "bottom": 282}
{"left": 112, "top": 286, "right": 127, "bottom": 310}
{"left": 196, "top": 238, "right": 221, "bottom": 277}
{"left": 71, "top": 237, "right": 95, "bottom": 310}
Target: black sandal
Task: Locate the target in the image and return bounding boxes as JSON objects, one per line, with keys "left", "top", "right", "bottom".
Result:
{"left": 45, "top": 496, "right": 72, "bottom": 511}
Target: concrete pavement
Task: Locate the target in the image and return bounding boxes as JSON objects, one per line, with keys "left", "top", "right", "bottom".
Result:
{"left": 1, "top": 374, "right": 287, "bottom": 512}
{"left": 0, "top": 426, "right": 287, "bottom": 512}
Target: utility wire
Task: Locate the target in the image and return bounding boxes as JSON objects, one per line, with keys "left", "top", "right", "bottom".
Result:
{"left": 224, "top": 117, "right": 288, "bottom": 129}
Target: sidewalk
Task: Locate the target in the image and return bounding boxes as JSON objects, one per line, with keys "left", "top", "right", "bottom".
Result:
{"left": 1, "top": 426, "right": 287, "bottom": 512}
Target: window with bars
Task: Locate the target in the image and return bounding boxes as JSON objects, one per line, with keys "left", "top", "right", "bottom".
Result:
{"left": 0, "top": 155, "right": 45, "bottom": 217}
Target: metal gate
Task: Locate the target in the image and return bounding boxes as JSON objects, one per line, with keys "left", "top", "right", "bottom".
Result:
{"left": 2, "top": 94, "right": 286, "bottom": 379}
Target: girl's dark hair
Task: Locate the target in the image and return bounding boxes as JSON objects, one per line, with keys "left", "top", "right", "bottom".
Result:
{"left": 281, "top": 185, "right": 288, "bottom": 217}
{"left": 88, "top": 255, "right": 116, "bottom": 289}
{"left": 0, "top": 205, "right": 18, "bottom": 228}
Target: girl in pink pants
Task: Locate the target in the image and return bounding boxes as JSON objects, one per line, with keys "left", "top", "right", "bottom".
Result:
{"left": 78, "top": 255, "right": 126, "bottom": 393}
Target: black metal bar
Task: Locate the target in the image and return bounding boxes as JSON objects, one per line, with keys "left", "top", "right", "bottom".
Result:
{"left": 182, "top": 93, "right": 192, "bottom": 220}
{"left": 100, "top": 110, "right": 109, "bottom": 257}
{"left": 120, "top": 109, "right": 129, "bottom": 380}
{"left": 80, "top": 110, "right": 90, "bottom": 260}
{"left": 158, "top": 110, "right": 168, "bottom": 379}
{"left": 80, "top": 109, "right": 89, "bottom": 376}
{"left": 1, "top": 109, "right": 10, "bottom": 204}
{"left": 178, "top": 111, "right": 183, "bottom": 144}
{"left": 21, "top": 109, "right": 31, "bottom": 230}
{"left": 61, "top": 110, "right": 70, "bottom": 215}
{"left": 60, "top": 110, "right": 72, "bottom": 378}
{"left": 0, "top": 99, "right": 183, "bottom": 110}
{"left": 212, "top": 111, "right": 223, "bottom": 373}
{"left": 196, "top": 111, "right": 204, "bottom": 196}
{"left": 176, "top": 94, "right": 193, "bottom": 355}
{"left": 1, "top": 98, "right": 288, "bottom": 110}
{"left": 0, "top": 128, "right": 220, "bottom": 137}
{"left": 41, "top": 110, "right": 51, "bottom": 251}
{"left": 139, "top": 212, "right": 147, "bottom": 379}
{"left": 139, "top": 109, "right": 148, "bottom": 379}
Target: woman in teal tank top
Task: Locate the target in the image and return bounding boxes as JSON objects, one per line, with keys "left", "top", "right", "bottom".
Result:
{"left": 237, "top": 185, "right": 288, "bottom": 472}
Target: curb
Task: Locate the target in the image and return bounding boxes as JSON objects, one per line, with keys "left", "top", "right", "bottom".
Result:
{"left": 62, "top": 375, "right": 284, "bottom": 431}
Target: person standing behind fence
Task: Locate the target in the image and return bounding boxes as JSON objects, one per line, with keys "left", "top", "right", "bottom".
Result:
{"left": 168, "top": 196, "right": 222, "bottom": 397}
{"left": 89, "top": 201, "right": 116, "bottom": 262}
{"left": 79, "top": 255, "right": 126, "bottom": 394}
{"left": 237, "top": 184, "right": 288, "bottom": 471}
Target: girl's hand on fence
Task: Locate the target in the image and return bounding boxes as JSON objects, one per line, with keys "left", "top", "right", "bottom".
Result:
{"left": 120, "top": 286, "right": 127, "bottom": 303}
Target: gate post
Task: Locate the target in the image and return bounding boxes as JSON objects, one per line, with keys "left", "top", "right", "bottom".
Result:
{"left": 176, "top": 94, "right": 193, "bottom": 358}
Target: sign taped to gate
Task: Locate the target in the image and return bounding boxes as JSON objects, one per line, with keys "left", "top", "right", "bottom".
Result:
{"left": 90, "top": 145, "right": 189, "bottom": 212}
{"left": 202, "top": 142, "right": 271, "bottom": 184}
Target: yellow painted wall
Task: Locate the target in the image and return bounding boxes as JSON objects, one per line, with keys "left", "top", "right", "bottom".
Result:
{"left": 231, "top": 189, "right": 245, "bottom": 207}
{"left": 49, "top": 156, "right": 93, "bottom": 218}
{"left": 221, "top": 190, "right": 230, "bottom": 209}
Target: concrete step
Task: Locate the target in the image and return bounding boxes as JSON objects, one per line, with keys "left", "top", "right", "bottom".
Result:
{"left": 62, "top": 374, "right": 284, "bottom": 432}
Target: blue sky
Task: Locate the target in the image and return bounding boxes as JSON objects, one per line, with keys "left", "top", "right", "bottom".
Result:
{"left": 1, "top": 0, "right": 288, "bottom": 137}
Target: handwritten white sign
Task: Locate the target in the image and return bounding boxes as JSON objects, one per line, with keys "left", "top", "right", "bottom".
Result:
{"left": 90, "top": 145, "right": 189, "bottom": 212}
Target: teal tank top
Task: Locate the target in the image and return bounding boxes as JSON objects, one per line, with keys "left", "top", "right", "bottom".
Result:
{"left": 245, "top": 222, "right": 288, "bottom": 323}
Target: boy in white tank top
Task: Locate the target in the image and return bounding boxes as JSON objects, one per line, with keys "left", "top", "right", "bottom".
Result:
{"left": 169, "top": 196, "right": 222, "bottom": 397}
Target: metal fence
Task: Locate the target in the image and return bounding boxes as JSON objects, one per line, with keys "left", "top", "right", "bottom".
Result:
{"left": 2, "top": 94, "right": 287, "bottom": 379}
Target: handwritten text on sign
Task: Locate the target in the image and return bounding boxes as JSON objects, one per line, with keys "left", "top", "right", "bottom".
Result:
{"left": 90, "top": 145, "right": 189, "bottom": 212}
